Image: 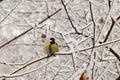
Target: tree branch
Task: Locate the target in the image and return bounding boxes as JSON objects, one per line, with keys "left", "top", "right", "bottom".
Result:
{"left": 116, "top": 75, "right": 120, "bottom": 80}
{"left": 0, "top": 9, "right": 62, "bottom": 49}
{"left": 60, "top": 0, "right": 82, "bottom": 35}
{"left": 0, "top": 0, "right": 22, "bottom": 25}
{"left": 10, "top": 56, "right": 48, "bottom": 75}
{"left": 89, "top": 1, "right": 96, "bottom": 48}
{"left": 38, "top": 8, "right": 61, "bottom": 25}
{"left": 10, "top": 52, "right": 72, "bottom": 75}
{"left": 103, "top": 17, "right": 115, "bottom": 43}
{"left": 109, "top": 47, "right": 120, "bottom": 61}
{"left": 0, "top": 58, "right": 56, "bottom": 78}
{"left": 0, "top": 28, "right": 33, "bottom": 49}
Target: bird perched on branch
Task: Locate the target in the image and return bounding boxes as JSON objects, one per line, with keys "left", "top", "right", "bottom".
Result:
{"left": 43, "top": 38, "right": 59, "bottom": 56}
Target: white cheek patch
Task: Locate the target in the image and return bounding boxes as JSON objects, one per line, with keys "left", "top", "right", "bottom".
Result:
{"left": 50, "top": 40, "right": 52, "bottom": 42}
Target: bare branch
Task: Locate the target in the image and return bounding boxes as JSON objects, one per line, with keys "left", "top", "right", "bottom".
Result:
{"left": 96, "top": 62, "right": 111, "bottom": 80}
{"left": 60, "top": 0, "right": 82, "bottom": 35}
{"left": 0, "top": 58, "right": 56, "bottom": 78}
{"left": 71, "top": 54, "right": 76, "bottom": 71}
{"left": 10, "top": 52, "right": 72, "bottom": 75}
{"left": 95, "top": 0, "right": 115, "bottom": 43}
{"left": 0, "top": 9, "right": 62, "bottom": 49}
{"left": 0, "top": 28, "right": 33, "bottom": 49}
{"left": 0, "top": 0, "right": 22, "bottom": 25}
{"left": 116, "top": 75, "right": 120, "bottom": 80}
{"left": 108, "top": 0, "right": 111, "bottom": 10}
{"left": 109, "top": 47, "right": 120, "bottom": 61}
{"left": 0, "top": 0, "right": 3, "bottom": 2}
{"left": 80, "top": 38, "right": 120, "bottom": 51}
{"left": 103, "top": 17, "right": 115, "bottom": 43}
{"left": 52, "top": 56, "right": 71, "bottom": 80}
{"left": 10, "top": 56, "right": 48, "bottom": 75}
{"left": 38, "top": 8, "right": 61, "bottom": 25}
{"left": 89, "top": 1, "right": 96, "bottom": 47}
{"left": 116, "top": 16, "right": 120, "bottom": 21}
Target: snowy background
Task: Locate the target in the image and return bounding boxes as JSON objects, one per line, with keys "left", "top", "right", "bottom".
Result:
{"left": 0, "top": 0, "right": 120, "bottom": 80}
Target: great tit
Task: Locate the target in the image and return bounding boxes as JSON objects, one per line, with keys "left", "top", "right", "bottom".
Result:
{"left": 43, "top": 38, "right": 59, "bottom": 56}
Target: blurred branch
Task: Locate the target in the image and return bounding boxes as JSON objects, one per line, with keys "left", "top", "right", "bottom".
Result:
{"left": 38, "top": 8, "right": 61, "bottom": 25}
{"left": 102, "top": 16, "right": 120, "bottom": 43}
{"left": 68, "top": 7, "right": 87, "bottom": 25}
{"left": 95, "top": 0, "right": 115, "bottom": 43}
{"left": 91, "top": 52, "right": 96, "bottom": 80}
{"left": 0, "top": 0, "right": 3, "bottom": 2}
{"left": 116, "top": 16, "right": 120, "bottom": 21}
{"left": 0, "top": 58, "right": 56, "bottom": 78}
{"left": 65, "top": 0, "right": 73, "bottom": 6}
{"left": 116, "top": 75, "right": 120, "bottom": 80}
{"left": 96, "top": 62, "right": 111, "bottom": 80}
{"left": 71, "top": 53, "right": 76, "bottom": 71}
{"left": 0, "top": 9, "right": 62, "bottom": 49}
{"left": 45, "top": 0, "right": 49, "bottom": 16}
{"left": 109, "top": 47, "right": 120, "bottom": 61}
{"left": 68, "top": 63, "right": 88, "bottom": 80}
{"left": 89, "top": 1, "right": 96, "bottom": 47}
{"left": 108, "top": 0, "right": 111, "bottom": 10}
{"left": 0, "top": 28, "right": 33, "bottom": 49}
{"left": 10, "top": 52, "right": 72, "bottom": 75}
{"left": 9, "top": 58, "right": 33, "bottom": 66}
{"left": 80, "top": 38, "right": 120, "bottom": 51}
{"left": 60, "top": 0, "right": 82, "bottom": 35}
{"left": 103, "top": 17, "right": 115, "bottom": 43}
{"left": 52, "top": 56, "right": 71, "bottom": 80}
{"left": 0, "top": 0, "right": 22, "bottom": 25}
{"left": 55, "top": 38, "right": 120, "bottom": 55}
{"left": 10, "top": 56, "right": 48, "bottom": 75}
{"left": 88, "top": 2, "right": 96, "bottom": 79}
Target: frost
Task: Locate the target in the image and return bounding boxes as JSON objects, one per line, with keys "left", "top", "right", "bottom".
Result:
{"left": 0, "top": 0, "right": 120, "bottom": 80}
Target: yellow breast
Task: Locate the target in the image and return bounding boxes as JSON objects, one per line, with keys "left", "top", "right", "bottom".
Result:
{"left": 43, "top": 41, "right": 59, "bottom": 55}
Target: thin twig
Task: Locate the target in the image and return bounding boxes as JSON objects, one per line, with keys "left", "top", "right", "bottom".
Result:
{"left": 96, "top": 62, "right": 111, "bottom": 80}
{"left": 0, "top": 9, "right": 62, "bottom": 49}
{"left": 91, "top": 52, "right": 96, "bottom": 80}
{"left": 0, "top": 28, "right": 33, "bottom": 49}
{"left": 38, "top": 8, "right": 62, "bottom": 24}
{"left": 71, "top": 54, "right": 76, "bottom": 71}
{"left": 89, "top": 1, "right": 96, "bottom": 48}
{"left": 10, "top": 53, "right": 72, "bottom": 75}
{"left": 95, "top": 0, "right": 115, "bottom": 43}
{"left": 10, "top": 56, "right": 49, "bottom": 75}
{"left": 80, "top": 38, "right": 120, "bottom": 51}
{"left": 60, "top": 0, "right": 82, "bottom": 35}
{"left": 0, "top": 58, "right": 56, "bottom": 78}
{"left": 88, "top": 2, "right": 96, "bottom": 79}
{"left": 68, "top": 63, "right": 88, "bottom": 80}
{"left": 109, "top": 47, "right": 120, "bottom": 61}
{"left": 52, "top": 56, "right": 71, "bottom": 80}
{"left": 65, "top": 0, "right": 73, "bottom": 6}
{"left": 9, "top": 58, "right": 33, "bottom": 66}
{"left": 103, "top": 17, "right": 115, "bottom": 43}
{"left": 108, "top": 0, "right": 111, "bottom": 10}
{"left": 116, "top": 16, "right": 120, "bottom": 21}
{"left": 44, "top": 59, "right": 48, "bottom": 79}
{"left": 45, "top": 0, "right": 49, "bottom": 16}
{"left": 0, "top": 0, "right": 22, "bottom": 25}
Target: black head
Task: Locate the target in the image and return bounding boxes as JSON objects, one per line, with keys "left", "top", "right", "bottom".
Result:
{"left": 50, "top": 37, "right": 55, "bottom": 44}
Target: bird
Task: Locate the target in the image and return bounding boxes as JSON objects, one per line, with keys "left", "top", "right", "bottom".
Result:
{"left": 43, "top": 38, "right": 59, "bottom": 56}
